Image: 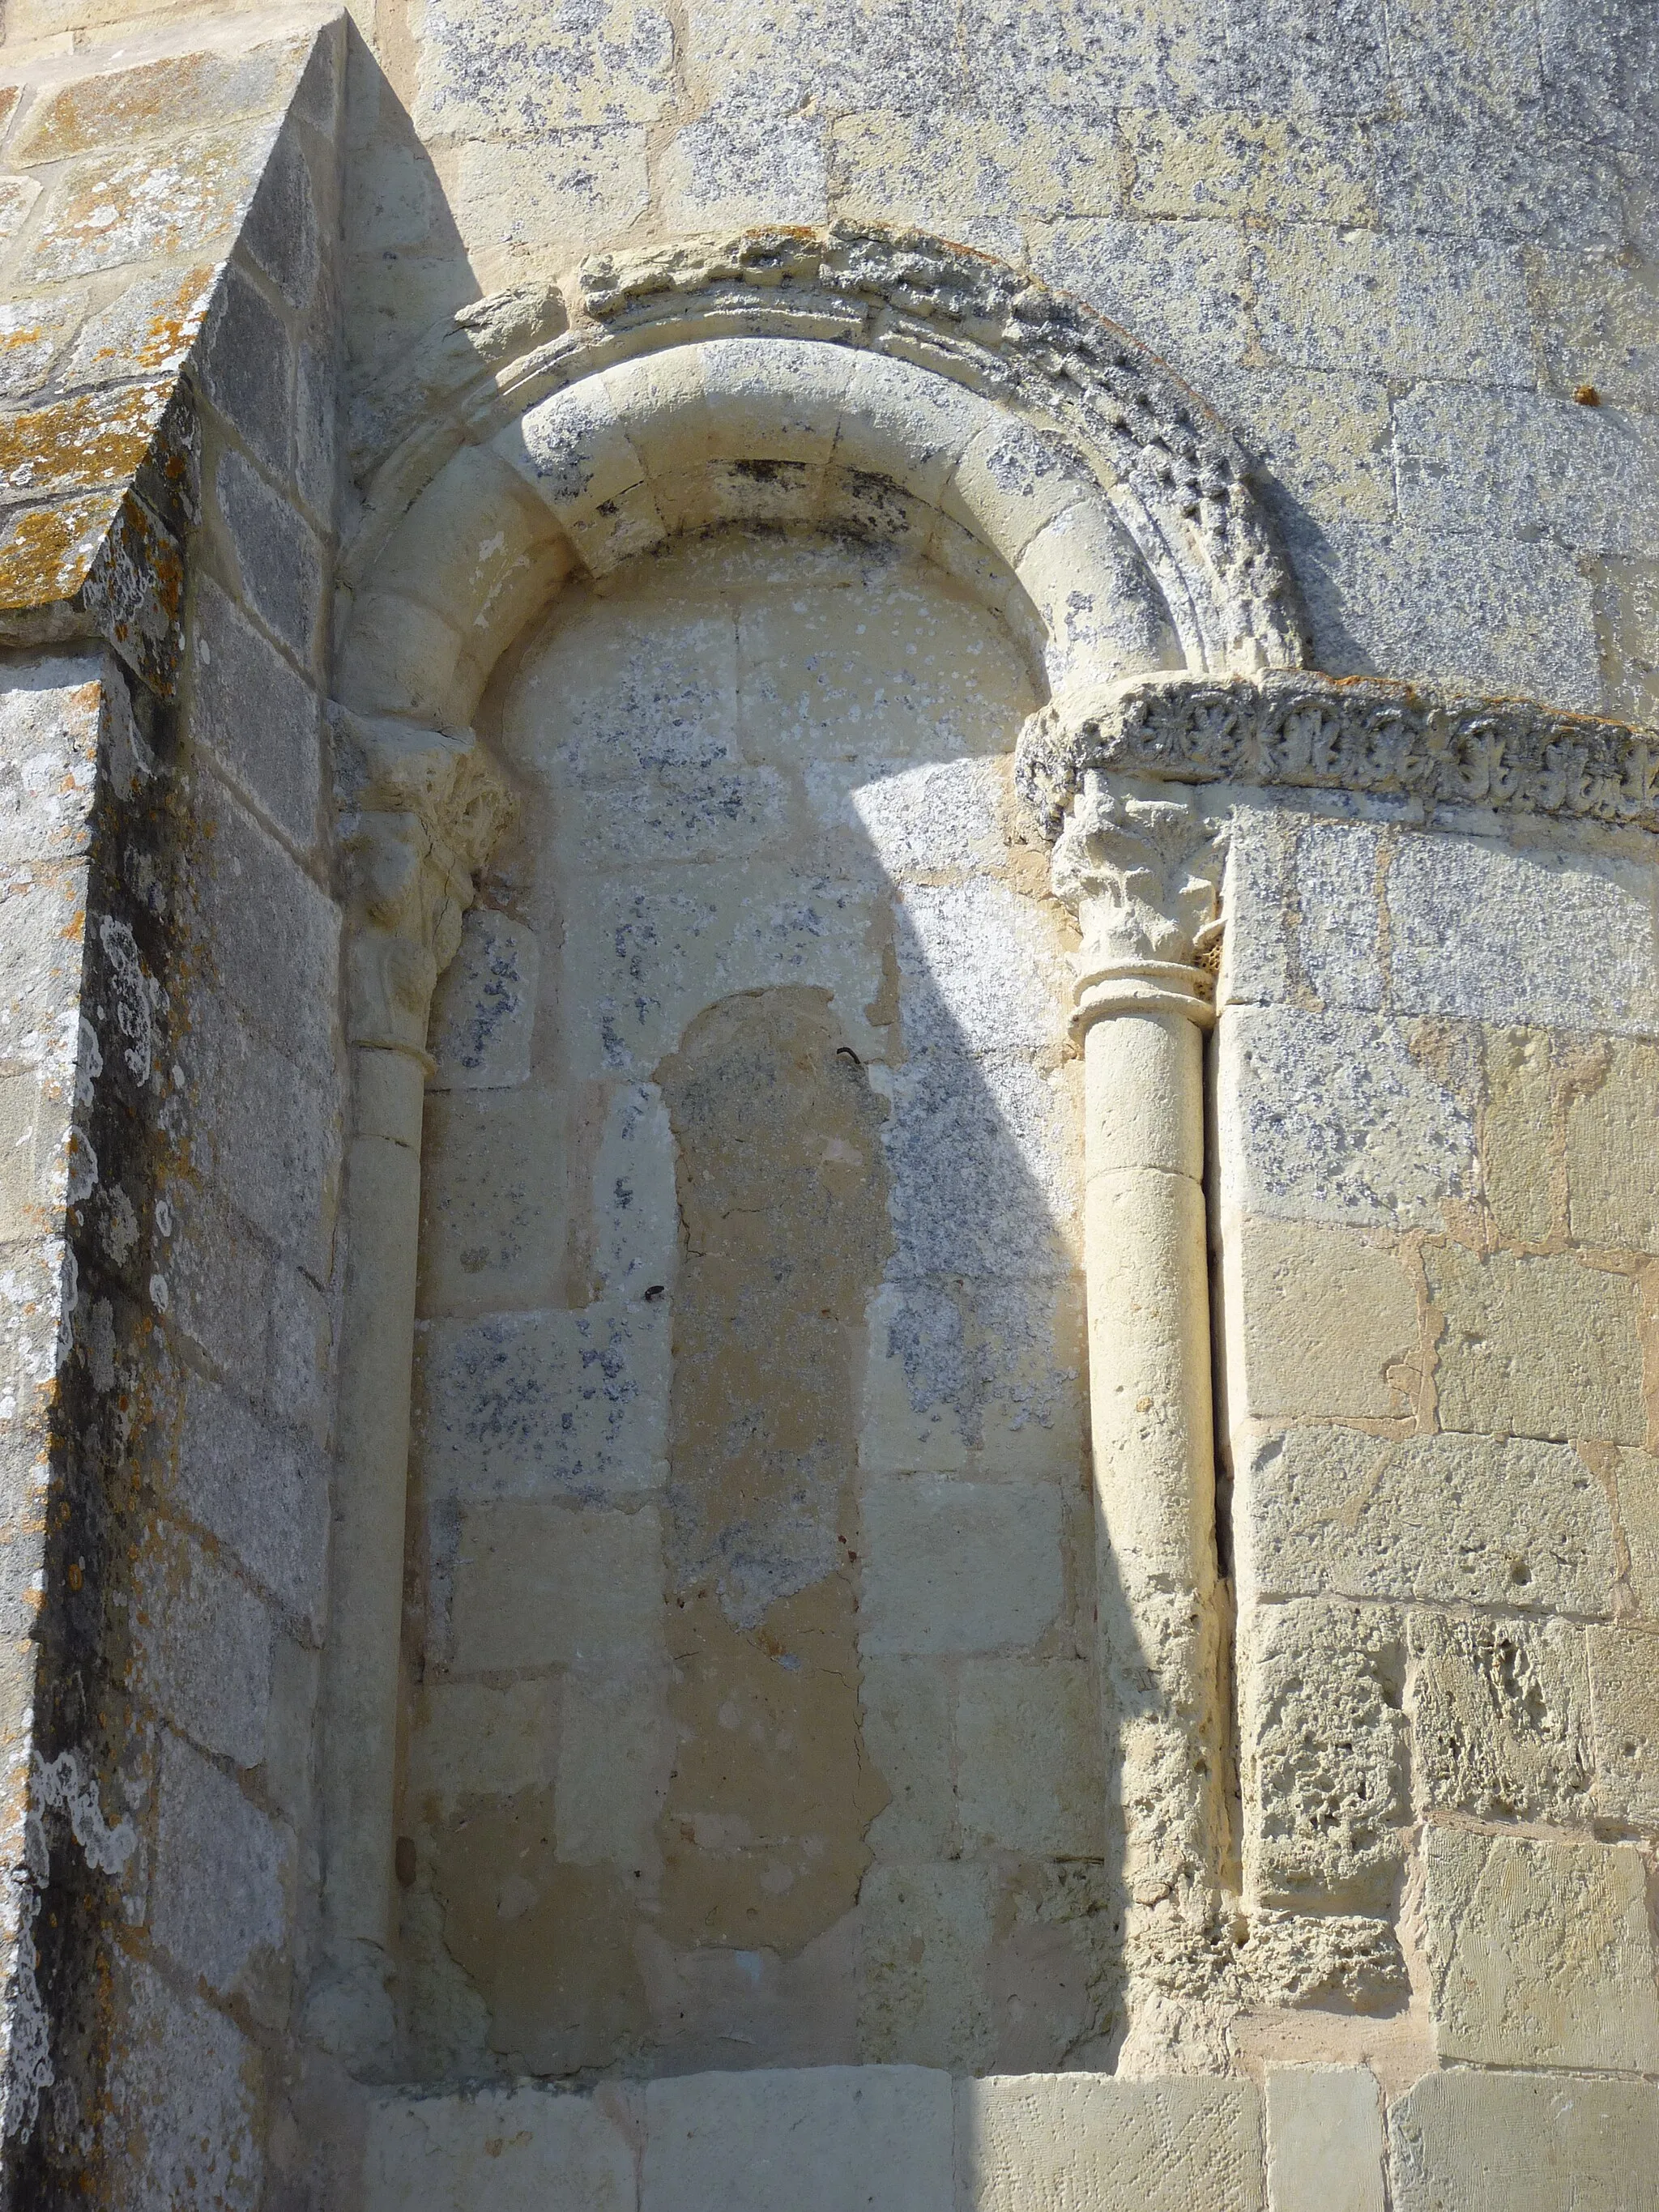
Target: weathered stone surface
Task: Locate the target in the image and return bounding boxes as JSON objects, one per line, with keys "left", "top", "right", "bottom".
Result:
{"left": 189, "top": 572, "right": 320, "bottom": 850}
{"left": 100, "top": 1959, "right": 263, "bottom": 2212}
{"left": 1230, "top": 1218, "right": 1419, "bottom": 1421}
{"left": 446, "top": 1500, "right": 661, "bottom": 1675}
{"left": 1426, "top": 1244, "right": 1648, "bottom": 1446}
{"left": 859, "top": 1476, "right": 1063, "bottom": 1655}
{"left": 1409, "top": 1612, "right": 1593, "bottom": 1823}
{"left": 149, "top": 1728, "right": 291, "bottom": 2008}
{"left": 1565, "top": 1038, "right": 1659, "bottom": 1252}
{"left": 133, "top": 1524, "right": 272, "bottom": 1768}
{"left": 959, "top": 2074, "right": 1265, "bottom": 2212}
{"left": 1389, "top": 2069, "right": 1659, "bottom": 2211}
{"left": 642, "top": 2066, "right": 953, "bottom": 2212}
{"left": 1265, "top": 2066, "right": 1384, "bottom": 2212}
{"left": 1587, "top": 1624, "right": 1659, "bottom": 1823}
{"left": 1241, "top": 1426, "right": 1617, "bottom": 1613}
{"left": 1219, "top": 1005, "right": 1474, "bottom": 1228}
{"left": 1241, "top": 1600, "right": 1408, "bottom": 1911}
{"left": 365, "top": 2082, "right": 638, "bottom": 2212}
{"left": 1424, "top": 1826, "right": 1659, "bottom": 2070}
{"left": 956, "top": 1660, "right": 1103, "bottom": 1856}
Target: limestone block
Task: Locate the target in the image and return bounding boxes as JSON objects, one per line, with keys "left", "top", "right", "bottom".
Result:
{"left": 1014, "top": 500, "right": 1179, "bottom": 692}
{"left": 957, "top": 1659, "right": 1103, "bottom": 1856}
{"left": 1397, "top": 385, "right": 1659, "bottom": 557}
{"left": 1286, "top": 515, "right": 1601, "bottom": 710}
{"left": 1588, "top": 1625, "right": 1659, "bottom": 1824}
{"left": 191, "top": 785, "right": 339, "bottom": 1066}
{"left": 452, "top": 131, "right": 651, "bottom": 261}
{"left": 416, "top": 1298, "right": 670, "bottom": 1502}
{"left": 685, "top": 0, "right": 966, "bottom": 116}
{"left": 1385, "top": 833, "right": 1659, "bottom": 1036}
{"left": 190, "top": 574, "right": 320, "bottom": 851}
{"left": 1531, "top": 245, "right": 1659, "bottom": 411}
{"left": 1218, "top": 1005, "right": 1473, "bottom": 1229}
{"left": 897, "top": 879, "right": 1069, "bottom": 1058}
{"left": 365, "top": 2082, "right": 637, "bottom": 2212}
{"left": 1124, "top": 111, "right": 1374, "bottom": 224}
{"left": 427, "top": 910, "right": 539, "bottom": 1090}
{"left": 1388, "top": 2069, "right": 1659, "bottom": 2212}
{"left": 697, "top": 338, "right": 854, "bottom": 468}
{"left": 1241, "top": 1600, "right": 1407, "bottom": 1912}
{"left": 1292, "top": 821, "right": 1384, "bottom": 1008}
{"left": 1265, "top": 2066, "right": 1384, "bottom": 2212}
{"left": 1240, "top": 1426, "right": 1616, "bottom": 1613}
{"left": 859, "top": 1476, "right": 1062, "bottom": 1656}
{"left": 508, "top": 588, "right": 738, "bottom": 788}
{"left": 505, "top": 377, "right": 647, "bottom": 530}
{"left": 830, "top": 106, "right": 1115, "bottom": 250}
{"left": 173, "top": 1371, "right": 329, "bottom": 1633}
{"left": 558, "top": 864, "right": 886, "bottom": 1078}
{"left": 1219, "top": 807, "right": 1294, "bottom": 1011}
{"left": 861, "top": 1280, "right": 975, "bottom": 1474}
{"left": 1423, "top": 1826, "right": 1659, "bottom": 2069}
{"left": 101, "top": 1958, "right": 263, "bottom": 2212}
{"left": 1229, "top": 1217, "right": 1419, "bottom": 1421}
{"left": 642, "top": 2066, "right": 953, "bottom": 2212}
{"left": 337, "top": 584, "right": 473, "bottom": 727}
{"left": 862, "top": 1655, "right": 955, "bottom": 1857}
{"left": 571, "top": 765, "right": 791, "bottom": 872}
{"left": 1426, "top": 1245, "right": 1647, "bottom": 1445}
{"left": 150, "top": 1728, "right": 291, "bottom": 2009}
{"left": 941, "top": 416, "right": 1100, "bottom": 565}
{"left": 1205, "top": 369, "right": 1395, "bottom": 531}
{"left": 1482, "top": 1027, "right": 1555, "bottom": 1243}
{"left": 213, "top": 446, "right": 325, "bottom": 671}
{"left": 557, "top": 1668, "right": 669, "bottom": 1868}
{"left": 1614, "top": 1447, "right": 1659, "bottom": 1617}
{"left": 133, "top": 1524, "right": 271, "bottom": 1767}
{"left": 21, "top": 121, "right": 283, "bottom": 284}
{"left": 884, "top": 1051, "right": 1080, "bottom": 1280}
{"left": 0, "top": 662, "right": 101, "bottom": 864}
{"left": 859, "top": 1864, "right": 994, "bottom": 2071}
{"left": 591, "top": 1081, "right": 679, "bottom": 1302}
{"left": 1030, "top": 218, "right": 1249, "bottom": 386}
{"left": 374, "top": 443, "right": 565, "bottom": 647}
{"left": 1252, "top": 228, "right": 1530, "bottom": 384}
{"left": 1597, "top": 554, "right": 1659, "bottom": 729}
{"left": 417, "top": 1086, "right": 565, "bottom": 1315}
{"left": 10, "top": 35, "right": 311, "bottom": 164}
{"left": 959, "top": 2073, "right": 1265, "bottom": 2212}
{"left": 199, "top": 263, "right": 293, "bottom": 484}
{"left": 659, "top": 115, "right": 830, "bottom": 232}
{"left": 833, "top": 350, "right": 992, "bottom": 507}
{"left": 412, "top": 0, "right": 675, "bottom": 134}
{"left": 407, "top": 1678, "right": 561, "bottom": 1818}
{"left": 1409, "top": 1612, "right": 1592, "bottom": 1823}
{"left": 1566, "top": 1038, "right": 1659, "bottom": 1252}
{"left": 806, "top": 757, "right": 1009, "bottom": 884}
{"left": 447, "top": 1499, "right": 662, "bottom": 1676}
{"left": 205, "top": 1011, "right": 341, "bottom": 1281}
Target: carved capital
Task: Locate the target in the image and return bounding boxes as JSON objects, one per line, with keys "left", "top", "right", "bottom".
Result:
{"left": 1046, "top": 773, "right": 1222, "bottom": 1034}
{"left": 331, "top": 708, "right": 516, "bottom": 1055}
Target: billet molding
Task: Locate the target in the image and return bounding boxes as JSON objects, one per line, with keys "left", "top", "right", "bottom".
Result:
{"left": 1016, "top": 669, "right": 1659, "bottom": 842}
{"left": 346, "top": 222, "right": 1309, "bottom": 681}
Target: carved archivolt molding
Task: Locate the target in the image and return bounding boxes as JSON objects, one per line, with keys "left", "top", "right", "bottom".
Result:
{"left": 1017, "top": 668, "right": 1656, "bottom": 840}
{"left": 338, "top": 222, "right": 1309, "bottom": 726}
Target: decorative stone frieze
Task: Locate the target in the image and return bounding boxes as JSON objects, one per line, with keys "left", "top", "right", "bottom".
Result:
{"left": 1017, "top": 669, "right": 1659, "bottom": 840}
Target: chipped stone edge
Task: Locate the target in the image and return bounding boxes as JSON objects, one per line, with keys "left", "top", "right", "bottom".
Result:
{"left": 1015, "top": 669, "right": 1659, "bottom": 844}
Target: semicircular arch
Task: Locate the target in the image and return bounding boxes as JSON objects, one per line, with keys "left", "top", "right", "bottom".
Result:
{"left": 335, "top": 226, "right": 1308, "bottom": 735}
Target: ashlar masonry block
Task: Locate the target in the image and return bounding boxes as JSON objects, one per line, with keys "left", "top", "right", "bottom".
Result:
{"left": 1424, "top": 1825, "right": 1659, "bottom": 2070}
{"left": 1265, "top": 2066, "right": 1384, "bottom": 2212}
{"left": 959, "top": 2074, "right": 1265, "bottom": 2212}
{"left": 1426, "top": 1244, "right": 1648, "bottom": 1445}
{"left": 1229, "top": 1217, "right": 1420, "bottom": 1421}
{"left": 1389, "top": 2069, "right": 1659, "bottom": 2212}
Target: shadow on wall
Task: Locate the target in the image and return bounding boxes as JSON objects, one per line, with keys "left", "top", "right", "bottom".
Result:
{"left": 394, "top": 519, "right": 1172, "bottom": 2086}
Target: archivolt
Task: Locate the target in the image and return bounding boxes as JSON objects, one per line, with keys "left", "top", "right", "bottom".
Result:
{"left": 335, "top": 224, "right": 1308, "bottom": 732}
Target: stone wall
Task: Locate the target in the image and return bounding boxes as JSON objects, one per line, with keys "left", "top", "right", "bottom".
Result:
{"left": 0, "top": 0, "right": 1650, "bottom": 2208}
{"left": 0, "top": 14, "right": 347, "bottom": 2206}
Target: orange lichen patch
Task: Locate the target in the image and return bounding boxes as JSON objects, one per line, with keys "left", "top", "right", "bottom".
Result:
{"left": 67, "top": 264, "right": 216, "bottom": 383}
{"left": 0, "top": 288, "right": 83, "bottom": 403}
{"left": 8, "top": 34, "right": 307, "bottom": 165}
{"left": 20, "top": 128, "right": 270, "bottom": 285}
{"left": 0, "top": 381, "right": 169, "bottom": 503}
{"left": 0, "top": 487, "right": 122, "bottom": 607}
